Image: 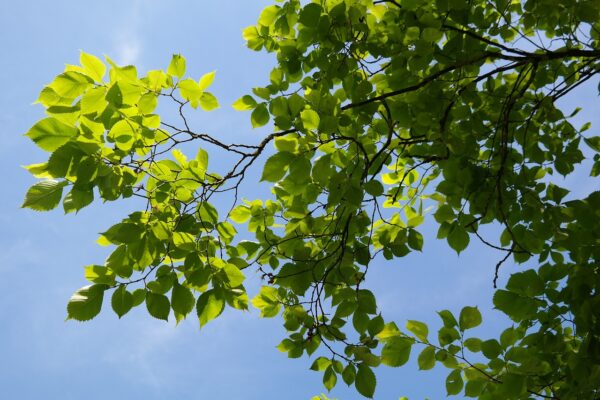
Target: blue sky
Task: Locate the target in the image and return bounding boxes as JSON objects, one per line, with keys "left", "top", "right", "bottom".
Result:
{"left": 1, "top": 1, "right": 598, "bottom": 399}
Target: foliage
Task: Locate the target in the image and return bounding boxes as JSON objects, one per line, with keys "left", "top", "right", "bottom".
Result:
{"left": 22, "top": 0, "right": 600, "bottom": 398}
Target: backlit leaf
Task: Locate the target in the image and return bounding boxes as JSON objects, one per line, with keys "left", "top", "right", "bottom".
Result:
{"left": 381, "top": 336, "right": 412, "bottom": 367}
{"left": 80, "top": 51, "right": 106, "bottom": 82}
{"left": 196, "top": 289, "right": 225, "bottom": 327}
{"left": 25, "top": 117, "right": 78, "bottom": 152}
{"left": 198, "top": 71, "right": 216, "bottom": 91}
{"left": 167, "top": 54, "right": 186, "bottom": 78}
{"left": 22, "top": 180, "right": 67, "bottom": 211}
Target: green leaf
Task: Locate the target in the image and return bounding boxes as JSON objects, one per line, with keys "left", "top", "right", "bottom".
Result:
{"left": 192, "top": 147, "right": 209, "bottom": 180}
{"left": 368, "top": 315, "right": 385, "bottom": 336}
{"left": 323, "top": 366, "right": 337, "bottom": 391}
{"left": 167, "top": 54, "right": 186, "bottom": 78}
{"left": 223, "top": 264, "right": 245, "bottom": 287}
{"left": 355, "top": 364, "right": 376, "bottom": 398}
{"left": 377, "top": 322, "right": 401, "bottom": 340}
{"left": 251, "top": 286, "right": 280, "bottom": 318}
{"left": 173, "top": 232, "right": 196, "bottom": 251}
{"left": 146, "top": 292, "right": 170, "bottom": 321}
{"left": 584, "top": 136, "right": 600, "bottom": 152}
{"left": 463, "top": 337, "right": 482, "bottom": 352}
{"left": 111, "top": 285, "right": 133, "bottom": 318}
{"left": 84, "top": 265, "right": 115, "bottom": 285}
{"left": 438, "top": 310, "right": 458, "bottom": 328}
{"left": 446, "top": 369, "right": 464, "bottom": 395}
{"left": 417, "top": 347, "right": 436, "bottom": 370}
{"left": 261, "top": 151, "right": 294, "bottom": 182}
{"left": 80, "top": 51, "right": 106, "bottom": 82}
{"left": 251, "top": 103, "right": 270, "bottom": 128}
{"left": 406, "top": 320, "right": 428, "bottom": 342}
{"left": 493, "top": 290, "right": 540, "bottom": 322}
{"left": 310, "top": 357, "right": 331, "bottom": 371}
{"left": 216, "top": 222, "right": 237, "bottom": 243}
{"left": 108, "top": 120, "right": 138, "bottom": 151}
{"left": 274, "top": 136, "right": 297, "bottom": 152}
{"left": 22, "top": 180, "right": 67, "bottom": 211}
{"left": 67, "top": 284, "right": 107, "bottom": 321}
{"left": 459, "top": 306, "right": 482, "bottom": 330}
{"left": 500, "top": 373, "right": 526, "bottom": 397}
{"left": 381, "top": 336, "right": 412, "bottom": 367}
{"left": 25, "top": 117, "right": 78, "bottom": 152}
{"left": 465, "top": 380, "right": 486, "bottom": 397}
{"left": 196, "top": 289, "right": 225, "bottom": 327}
{"left": 435, "top": 204, "right": 455, "bottom": 223}
{"left": 438, "top": 326, "right": 460, "bottom": 346}
{"left": 299, "top": 3, "right": 322, "bottom": 27}
{"left": 199, "top": 92, "right": 219, "bottom": 111}
{"left": 364, "top": 180, "right": 384, "bottom": 196}
{"left": 506, "top": 269, "right": 544, "bottom": 296}
{"left": 198, "top": 202, "right": 219, "bottom": 225}
{"left": 179, "top": 78, "right": 202, "bottom": 105}
{"left": 258, "top": 5, "right": 279, "bottom": 26}
{"left": 138, "top": 92, "right": 158, "bottom": 114}
{"left": 342, "top": 364, "right": 356, "bottom": 386}
{"left": 481, "top": 339, "right": 502, "bottom": 359}
{"left": 448, "top": 224, "right": 469, "bottom": 254}
{"left": 232, "top": 95, "right": 257, "bottom": 111}
{"left": 198, "top": 71, "right": 216, "bottom": 91}
{"left": 131, "top": 289, "right": 146, "bottom": 307}
{"left": 229, "top": 205, "right": 251, "bottom": 224}
{"left": 81, "top": 86, "right": 107, "bottom": 115}
{"left": 49, "top": 71, "right": 93, "bottom": 98}
{"left": 300, "top": 109, "right": 320, "bottom": 130}
{"left": 171, "top": 282, "right": 195, "bottom": 322}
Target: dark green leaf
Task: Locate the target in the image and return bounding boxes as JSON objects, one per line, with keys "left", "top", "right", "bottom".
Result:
{"left": 171, "top": 282, "right": 195, "bottom": 322}
{"left": 67, "top": 284, "right": 107, "bottom": 321}
{"left": 111, "top": 285, "right": 133, "bottom": 318}
{"left": 448, "top": 224, "right": 469, "bottom": 254}
{"left": 196, "top": 289, "right": 225, "bottom": 327}
{"left": 355, "top": 364, "right": 376, "bottom": 398}
{"left": 251, "top": 103, "right": 270, "bottom": 128}
{"left": 146, "top": 292, "right": 170, "bottom": 321}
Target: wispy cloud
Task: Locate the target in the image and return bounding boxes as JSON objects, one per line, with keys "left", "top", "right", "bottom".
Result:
{"left": 111, "top": 0, "right": 144, "bottom": 65}
{"left": 114, "top": 39, "right": 141, "bottom": 66}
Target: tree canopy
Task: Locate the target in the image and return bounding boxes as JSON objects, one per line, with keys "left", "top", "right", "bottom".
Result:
{"left": 22, "top": 0, "right": 600, "bottom": 398}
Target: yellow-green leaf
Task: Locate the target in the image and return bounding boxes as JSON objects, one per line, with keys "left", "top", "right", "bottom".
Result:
{"left": 25, "top": 117, "right": 78, "bottom": 152}
{"left": 167, "top": 54, "right": 186, "bottom": 78}
{"left": 80, "top": 51, "right": 106, "bottom": 82}
{"left": 198, "top": 71, "right": 216, "bottom": 91}
{"left": 22, "top": 180, "right": 67, "bottom": 211}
